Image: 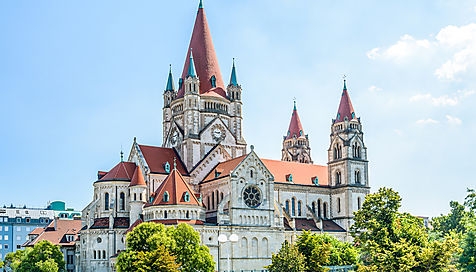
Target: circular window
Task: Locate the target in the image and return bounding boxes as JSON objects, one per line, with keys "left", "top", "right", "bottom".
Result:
{"left": 97, "top": 237, "right": 102, "bottom": 243}
{"left": 243, "top": 186, "right": 262, "bottom": 208}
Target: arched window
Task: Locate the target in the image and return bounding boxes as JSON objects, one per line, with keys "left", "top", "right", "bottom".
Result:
{"left": 323, "top": 202, "right": 328, "bottom": 218}
{"left": 355, "top": 170, "right": 361, "bottom": 184}
{"left": 337, "top": 198, "right": 341, "bottom": 213}
{"left": 241, "top": 237, "right": 248, "bottom": 257}
{"left": 211, "top": 193, "right": 215, "bottom": 210}
{"left": 285, "top": 200, "right": 290, "bottom": 214}
{"left": 357, "top": 146, "right": 361, "bottom": 158}
{"left": 104, "top": 193, "right": 109, "bottom": 211}
{"left": 291, "top": 198, "right": 296, "bottom": 216}
{"left": 317, "top": 199, "right": 322, "bottom": 217}
{"left": 140, "top": 193, "right": 142, "bottom": 201}
{"left": 184, "top": 192, "right": 190, "bottom": 202}
{"left": 103, "top": 250, "right": 106, "bottom": 259}
{"left": 333, "top": 147, "right": 338, "bottom": 159}
{"left": 211, "top": 75, "right": 216, "bottom": 88}
{"left": 134, "top": 193, "right": 137, "bottom": 201}
{"left": 207, "top": 197, "right": 210, "bottom": 210}
{"left": 164, "top": 162, "right": 170, "bottom": 173}
{"left": 120, "top": 192, "right": 125, "bottom": 211}
{"left": 336, "top": 171, "right": 341, "bottom": 185}
{"left": 312, "top": 202, "right": 316, "bottom": 214}
{"left": 163, "top": 191, "right": 169, "bottom": 202}
{"left": 164, "top": 211, "right": 168, "bottom": 219}
{"left": 220, "top": 192, "right": 224, "bottom": 201}
{"left": 250, "top": 170, "right": 253, "bottom": 178}
{"left": 358, "top": 197, "right": 361, "bottom": 210}
{"left": 338, "top": 145, "right": 342, "bottom": 158}
{"left": 93, "top": 250, "right": 96, "bottom": 259}
{"left": 298, "top": 201, "right": 302, "bottom": 216}
{"left": 186, "top": 210, "right": 190, "bottom": 218}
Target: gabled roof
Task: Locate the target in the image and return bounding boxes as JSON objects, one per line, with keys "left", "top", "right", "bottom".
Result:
{"left": 99, "top": 162, "right": 136, "bottom": 181}
{"left": 261, "top": 159, "right": 328, "bottom": 186}
{"left": 285, "top": 102, "right": 305, "bottom": 140}
{"left": 177, "top": 2, "right": 226, "bottom": 99}
{"left": 138, "top": 145, "right": 188, "bottom": 175}
{"left": 335, "top": 80, "right": 356, "bottom": 122}
{"left": 202, "top": 155, "right": 247, "bottom": 182}
{"left": 146, "top": 169, "right": 201, "bottom": 207}
{"left": 129, "top": 166, "right": 146, "bottom": 187}
{"left": 25, "top": 219, "right": 81, "bottom": 247}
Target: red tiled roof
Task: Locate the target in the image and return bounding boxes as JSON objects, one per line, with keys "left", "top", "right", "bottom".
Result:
{"left": 202, "top": 155, "right": 247, "bottom": 182}
{"left": 99, "top": 162, "right": 136, "bottom": 181}
{"left": 146, "top": 169, "right": 201, "bottom": 207}
{"left": 336, "top": 81, "right": 356, "bottom": 122}
{"left": 285, "top": 105, "right": 305, "bottom": 140}
{"left": 30, "top": 227, "right": 44, "bottom": 235}
{"left": 261, "top": 159, "right": 328, "bottom": 186}
{"left": 26, "top": 219, "right": 81, "bottom": 247}
{"left": 138, "top": 145, "right": 188, "bottom": 175}
{"left": 177, "top": 5, "right": 226, "bottom": 99}
{"left": 126, "top": 218, "right": 143, "bottom": 234}
{"left": 294, "top": 218, "right": 319, "bottom": 231}
{"left": 129, "top": 166, "right": 146, "bottom": 187}
{"left": 90, "top": 217, "right": 130, "bottom": 229}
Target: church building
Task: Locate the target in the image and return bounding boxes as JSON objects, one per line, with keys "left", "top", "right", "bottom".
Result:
{"left": 78, "top": 1, "right": 370, "bottom": 271}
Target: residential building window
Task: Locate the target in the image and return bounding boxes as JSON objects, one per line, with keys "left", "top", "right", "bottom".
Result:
{"left": 120, "top": 192, "right": 125, "bottom": 211}
{"left": 16, "top": 245, "right": 21, "bottom": 249}
{"left": 0, "top": 226, "right": 2, "bottom": 231}
{"left": 16, "top": 235, "right": 21, "bottom": 241}
{"left": 4, "top": 235, "right": 8, "bottom": 240}
{"left": 105, "top": 193, "right": 110, "bottom": 211}
{"left": 4, "top": 244, "right": 8, "bottom": 249}
{"left": 25, "top": 218, "right": 30, "bottom": 223}
{"left": 0, "top": 235, "right": 2, "bottom": 240}
{"left": 17, "top": 227, "right": 21, "bottom": 231}
{"left": 16, "top": 218, "right": 21, "bottom": 223}
{"left": 0, "top": 244, "right": 2, "bottom": 249}
{"left": 3, "top": 226, "right": 6, "bottom": 231}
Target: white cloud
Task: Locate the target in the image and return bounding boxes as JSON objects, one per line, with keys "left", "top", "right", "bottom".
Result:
{"left": 409, "top": 90, "right": 475, "bottom": 106}
{"left": 446, "top": 115, "right": 462, "bottom": 125}
{"left": 416, "top": 118, "right": 439, "bottom": 125}
{"left": 368, "top": 85, "right": 382, "bottom": 92}
{"left": 368, "top": 23, "right": 476, "bottom": 80}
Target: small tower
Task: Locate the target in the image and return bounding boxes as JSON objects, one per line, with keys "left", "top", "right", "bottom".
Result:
{"left": 163, "top": 65, "right": 176, "bottom": 145}
{"left": 327, "top": 79, "right": 369, "bottom": 230}
{"left": 227, "top": 59, "right": 244, "bottom": 142}
{"left": 129, "top": 166, "right": 147, "bottom": 226}
{"left": 281, "top": 101, "right": 312, "bottom": 164}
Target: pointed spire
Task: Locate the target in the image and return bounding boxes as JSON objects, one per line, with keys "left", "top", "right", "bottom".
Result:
{"left": 187, "top": 49, "right": 197, "bottom": 78}
{"left": 285, "top": 101, "right": 305, "bottom": 140}
{"left": 199, "top": 0, "right": 203, "bottom": 9}
{"left": 166, "top": 64, "right": 175, "bottom": 91}
{"left": 177, "top": 3, "right": 226, "bottom": 98}
{"left": 120, "top": 150, "right": 124, "bottom": 162}
{"left": 229, "top": 58, "right": 238, "bottom": 86}
{"left": 336, "top": 78, "right": 356, "bottom": 122}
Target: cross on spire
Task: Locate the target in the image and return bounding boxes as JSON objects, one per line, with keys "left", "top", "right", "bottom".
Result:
{"left": 173, "top": 157, "right": 177, "bottom": 171}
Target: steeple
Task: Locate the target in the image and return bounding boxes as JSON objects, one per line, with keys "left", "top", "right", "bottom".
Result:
{"left": 285, "top": 101, "right": 305, "bottom": 140}
{"left": 177, "top": 0, "right": 226, "bottom": 98}
{"left": 166, "top": 65, "right": 175, "bottom": 91}
{"left": 187, "top": 50, "right": 197, "bottom": 78}
{"left": 229, "top": 58, "right": 238, "bottom": 86}
{"left": 335, "top": 79, "right": 356, "bottom": 122}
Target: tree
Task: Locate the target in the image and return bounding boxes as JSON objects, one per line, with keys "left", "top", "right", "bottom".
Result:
{"left": 3, "top": 248, "right": 29, "bottom": 271}
{"left": 295, "top": 231, "right": 357, "bottom": 271}
{"left": 459, "top": 227, "right": 476, "bottom": 271}
{"left": 351, "top": 187, "right": 461, "bottom": 272}
{"left": 465, "top": 188, "right": 476, "bottom": 212}
{"left": 117, "top": 222, "right": 215, "bottom": 272}
{"left": 266, "top": 240, "right": 306, "bottom": 272}
{"left": 431, "top": 201, "right": 473, "bottom": 236}
{"left": 17, "top": 241, "right": 65, "bottom": 272}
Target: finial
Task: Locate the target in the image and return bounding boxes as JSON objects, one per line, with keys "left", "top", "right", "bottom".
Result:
{"left": 187, "top": 49, "right": 197, "bottom": 78}
{"left": 133, "top": 137, "right": 136, "bottom": 143}
{"left": 230, "top": 58, "right": 238, "bottom": 86}
{"left": 343, "top": 75, "right": 347, "bottom": 90}
{"left": 250, "top": 145, "right": 254, "bottom": 151}
{"left": 173, "top": 157, "right": 177, "bottom": 170}
{"left": 199, "top": 0, "right": 203, "bottom": 9}
{"left": 293, "top": 98, "right": 297, "bottom": 110}
{"left": 232, "top": 58, "right": 235, "bottom": 68}
{"left": 120, "top": 150, "right": 124, "bottom": 162}
{"left": 169, "top": 64, "right": 172, "bottom": 72}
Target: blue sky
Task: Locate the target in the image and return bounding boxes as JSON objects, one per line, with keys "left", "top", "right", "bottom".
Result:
{"left": 1, "top": 0, "right": 475, "bottom": 217}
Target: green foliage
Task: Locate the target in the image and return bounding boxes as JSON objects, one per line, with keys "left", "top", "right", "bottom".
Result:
{"left": 4, "top": 248, "right": 30, "bottom": 271}
{"left": 266, "top": 240, "right": 306, "bottom": 272}
{"left": 432, "top": 201, "right": 474, "bottom": 236}
{"left": 465, "top": 188, "right": 476, "bottom": 213}
{"left": 295, "top": 231, "right": 357, "bottom": 271}
{"left": 459, "top": 229, "right": 476, "bottom": 271}
{"left": 17, "top": 241, "right": 65, "bottom": 272}
{"left": 117, "top": 222, "right": 215, "bottom": 272}
{"left": 352, "top": 187, "right": 461, "bottom": 272}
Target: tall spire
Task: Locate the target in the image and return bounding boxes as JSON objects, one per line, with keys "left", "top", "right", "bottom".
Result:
{"left": 335, "top": 79, "right": 356, "bottom": 122}
{"left": 229, "top": 58, "right": 238, "bottom": 86}
{"left": 285, "top": 101, "right": 305, "bottom": 140}
{"left": 199, "top": 0, "right": 203, "bottom": 9}
{"left": 177, "top": 1, "right": 226, "bottom": 98}
{"left": 187, "top": 49, "right": 197, "bottom": 78}
{"left": 166, "top": 64, "right": 175, "bottom": 91}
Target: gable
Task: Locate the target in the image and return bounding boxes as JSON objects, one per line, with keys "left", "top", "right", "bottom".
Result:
{"left": 190, "top": 144, "right": 232, "bottom": 184}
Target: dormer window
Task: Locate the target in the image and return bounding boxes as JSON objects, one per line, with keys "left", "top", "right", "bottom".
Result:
{"left": 312, "top": 177, "right": 319, "bottom": 186}
{"left": 210, "top": 75, "right": 216, "bottom": 88}
{"left": 337, "top": 113, "right": 341, "bottom": 120}
{"left": 215, "top": 169, "right": 221, "bottom": 178}
{"left": 164, "top": 162, "right": 170, "bottom": 173}
{"left": 184, "top": 192, "right": 190, "bottom": 202}
{"left": 352, "top": 112, "right": 355, "bottom": 119}
{"left": 163, "top": 192, "right": 169, "bottom": 202}
{"left": 300, "top": 130, "right": 303, "bottom": 136}
{"left": 286, "top": 174, "right": 293, "bottom": 182}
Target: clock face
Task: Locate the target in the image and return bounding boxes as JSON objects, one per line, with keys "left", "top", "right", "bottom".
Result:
{"left": 243, "top": 186, "right": 262, "bottom": 208}
{"left": 213, "top": 128, "right": 222, "bottom": 139}
{"left": 171, "top": 131, "right": 178, "bottom": 146}
{"left": 211, "top": 125, "right": 225, "bottom": 142}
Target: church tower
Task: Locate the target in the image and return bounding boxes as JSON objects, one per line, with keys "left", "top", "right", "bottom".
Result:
{"left": 327, "top": 79, "right": 369, "bottom": 230}
{"left": 281, "top": 101, "right": 312, "bottom": 164}
{"left": 162, "top": 1, "right": 247, "bottom": 171}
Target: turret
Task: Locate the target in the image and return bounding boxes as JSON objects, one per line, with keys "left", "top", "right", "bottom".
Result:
{"left": 163, "top": 65, "right": 176, "bottom": 145}
{"left": 129, "top": 166, "right": 147, "bottom": 225}
{"left": 183, "top": 49, "right": 200, "bottom": 138}
{"left": 281, "top": 101, "right": 312, "bottom": 164}
{"left": 227, "top": 59, "right": 244, "bottom": 142}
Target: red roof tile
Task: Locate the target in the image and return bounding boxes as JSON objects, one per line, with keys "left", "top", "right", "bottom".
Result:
{"left": 138, "top": 145, "right": 188, "bottom": 175}
{"left": 336, "top": 81, "right": 356, "bottom": 122}
{"left": 177, "top": 5, "right": 226, "bottom": 99}
{"left": 286, "top": 103, "right": 305, "bottom": 140}
{"left": 99, "top": 162, "right": 136, "bottom": 181}
{"left": 26, "top": 219, "right": 81, "bottom": 247}
{"left": 146, "top": 169, "right": 201, "bottom": 207}
{"left": 261, "top": 159, "right": 328, "bottom": 186}
{"left": 202, "top": 155, "right": 247, "bottom": 182}
{"left": 129, "top": 166, "right": 146, "bottom": 187}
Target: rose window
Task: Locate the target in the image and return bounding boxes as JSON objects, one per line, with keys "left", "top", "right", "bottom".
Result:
{"left": 243, "top": 186, "right": 262, "bottom": 208}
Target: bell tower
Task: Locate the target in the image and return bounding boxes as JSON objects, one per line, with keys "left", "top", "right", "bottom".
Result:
{"left": 163, "top": 65, "right": 175, "bottom": 145}
{"left": 227, "top": 59, "right": 244, "bottom": 143}
{"left": 327, "top": 79, "right": 369, "bottom": 230}
{"left": 281, "top": 101, "right": 312, "bottom": 164}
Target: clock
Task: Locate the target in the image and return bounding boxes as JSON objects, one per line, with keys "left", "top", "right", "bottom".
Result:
{"left": 243, "top": 186, "right": 262, "bottom": 208}
{"left": 211, "top": 125, "right": 225, "bottom": 142}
